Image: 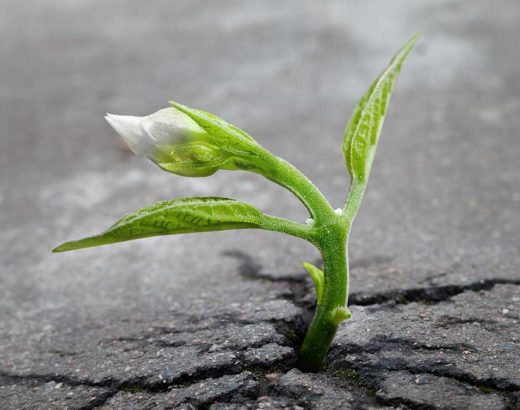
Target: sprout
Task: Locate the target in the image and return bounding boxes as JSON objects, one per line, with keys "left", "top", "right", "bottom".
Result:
{"left": 54, "top": 34, "right": 421, "bottom": 371}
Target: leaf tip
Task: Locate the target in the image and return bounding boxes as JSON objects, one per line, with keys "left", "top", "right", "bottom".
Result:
{"left": 169, "top": 100, "right": 186, "bottom": 111}
{"left": 303, "top": 261, "right": 324, "bottom": 303}
{"left": 401, "top": 32, "right": 422, "bottom": 57}
{"left": 410, "top": 32, "right": 422, "bottom": 43}
{"left": 52, "top": 243, "right": 69, "bottom": 253}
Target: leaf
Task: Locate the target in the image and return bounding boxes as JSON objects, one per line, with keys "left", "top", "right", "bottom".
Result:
{"left": 329, "top": 306, "right": 352, "bottom": 326}
{"left": 342, "top": 33, "right": 420, "bottom": 182}
{"left": 303, "top": 261, "right": 324, "bottom": 304}
{"left": 169, "top": 101, "right": 262, "bottom": 157}
{"left": 53, "top": 197, "right": 264, "bottom": 252}
{"left": 154, "top": 142, "right": 231, "bottom": 177}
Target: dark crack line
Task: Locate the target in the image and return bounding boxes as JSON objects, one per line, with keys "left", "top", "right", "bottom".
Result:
{"left": 349, "top": 278, "right": 520, "bottom": 307}
{"left": 157, "top": 344, "right": 296, "bottom": 392}
{"left": 328, "top": 347, "right": 519, "bottom": 409}
{"left": 225, "top": 249, "right": 520, "bottom": 309}
{"left": 327, "top": 332, "right": 519, "bottom": 407}
{"left": 327, "top": 359, "right": 518, "bottom": 410}
{"left": 185, "top": 379, "right": 257, "bottom": 410}
{"left": 329, "top": 335, "right": 477, "bottom": 356}
{"left": 0, "top": 371, "right": 110, "bottom": 389}
{"left": 101, "top": 315, "right": 298, "bottom": 353}
{"left": 0, "top": 340, "right": 296, "bottom": 397}
{"left": 78, "top": 389, "right": 119, "bottom": 410}
{"left": 324, "top": 364, "right": 440, "bottom": 410}
{"left": 381, "top": 361, "right": 519, "bottom": 410}
{"left": 0, "top": 371, "right": 119, "bottom": 410}
{"left": 400, "top": 362, "right": 519, "bottom": 393}
{"left": 375, "top": 395, "right": 438, "bottom": 410}
{"left": 128, "top": 319, "right": 299, "bottom": 354}
{"left": 223, "top": 249, "right": 316, "bottom": 350}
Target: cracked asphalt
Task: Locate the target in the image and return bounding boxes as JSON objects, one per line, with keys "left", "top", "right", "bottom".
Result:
{"left": 1, "top": 1, "right": 520, "bottom": 409}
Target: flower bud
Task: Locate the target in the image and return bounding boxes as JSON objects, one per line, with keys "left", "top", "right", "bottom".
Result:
{"left": 106, "top": 107, "right": 205, "bottom": 155}
{"left": 106, "top": 107, "right": 236, "bottom": 177}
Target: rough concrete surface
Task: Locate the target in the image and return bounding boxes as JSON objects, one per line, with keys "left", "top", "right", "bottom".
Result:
{"left": 1, "top": 0, "right": 519, "bottom": 409}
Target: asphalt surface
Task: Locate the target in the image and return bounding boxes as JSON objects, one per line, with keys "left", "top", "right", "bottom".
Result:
{"left": 1, "top": 1, "right": 519, "bottom": 408}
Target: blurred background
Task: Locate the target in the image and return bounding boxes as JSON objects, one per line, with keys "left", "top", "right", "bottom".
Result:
{"left": 1, "top": 0, "right": 519, "bottom": 338}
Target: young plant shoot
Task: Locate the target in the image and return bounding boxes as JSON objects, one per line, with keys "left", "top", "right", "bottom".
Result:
{"left": 54, "top": 35, "right": 420, "bottom": 371}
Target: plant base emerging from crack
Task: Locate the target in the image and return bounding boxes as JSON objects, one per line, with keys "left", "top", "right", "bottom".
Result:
{"left": 53, "top": 34, "right": 420, "bottom": 371}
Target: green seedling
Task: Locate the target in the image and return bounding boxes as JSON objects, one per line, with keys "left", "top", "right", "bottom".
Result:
{"left": 54, "top": 34, "right": 420, "bottom": 371}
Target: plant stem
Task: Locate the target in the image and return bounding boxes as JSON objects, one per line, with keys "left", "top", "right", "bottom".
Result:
{"left": 252, "top": 150, "right": 362, "bottom": 371}
{"left": 255, "top": 154, "right": 336, "bottom": 225}
{"left": 297, "top": 220, "right": 349, "bottom": 371}
{"left": 343, "top": 178, "right": 365, "bottom": 220}
{"left": 259, "top": 213, "right": 314, "bottom": 242}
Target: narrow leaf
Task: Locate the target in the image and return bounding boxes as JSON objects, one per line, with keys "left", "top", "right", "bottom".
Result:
{"left": 53, "top": 197, "right": 264, "bottom": 252}
{"left": 303, "top": 261, "right": 324, "bottom": 304}
{"left": 342, "top": 33, "right": 420, "bottom": 182}
{"left": 169, "top": 101, "right": 262, "bottom": 156}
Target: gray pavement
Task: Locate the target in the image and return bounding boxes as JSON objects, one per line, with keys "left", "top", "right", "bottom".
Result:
{"left": 1, "top": 0, "right": 519, "bottom": 408}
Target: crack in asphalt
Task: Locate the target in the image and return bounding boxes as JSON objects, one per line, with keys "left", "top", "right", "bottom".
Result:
{"left": 329, "top": 334, "right": 520, "bottom": 392}
{"left": 3, "top": 251, "right": 518, "bottom": 409}
{"left": 0, "top": 332, "right": 298, "bottom": 408}
{"left": 327, "top": 335, "right": 519, "bottom": 410}
{"left": 224, "top": 249, "right": 520, "bottom": 307}
{"left": 0, "top": 371, "right": 119, "bottom": 410}
{"left": 349, "top": 278, "right": 520, "bottom": 307}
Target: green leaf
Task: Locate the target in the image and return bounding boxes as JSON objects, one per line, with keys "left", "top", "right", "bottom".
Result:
{"left": 303, "top": 261, "right": 324, "bottom": 304}
{"left": 329, "top": 306, "right": 352, "bottom": 326}
{"left": 342, "top": 33, "right": 420, "bottom": 182}
{"left": 169, "top": 101, "right": 262, "bottom": 157}
{"left": 53, "top": 197, "right": 264, "bottom": 252}
{"left": 155, "top": 142, "right": 266, "bottom": 177}
{"left": 155, "top": 142, "right": 232, "bottom": 177}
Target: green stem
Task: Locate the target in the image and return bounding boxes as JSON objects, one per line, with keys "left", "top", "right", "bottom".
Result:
{"left": 251, "top": 149, "right": 361, "bottom": 371}
{"left": 255, "top": 154, "right": 336, "bottom": 225}
{"left": 259, "top": 213, "right": 314, "bottom": 242}
{"left": 343, "top": 178, "right": 365, "bottom": 220}
{"left": 297, "top": 221, "right": 349, "bottom": 371}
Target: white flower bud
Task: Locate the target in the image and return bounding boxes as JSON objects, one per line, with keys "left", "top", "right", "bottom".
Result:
{"left": 105, "top": 104, "right": 268, "bottom": 178}
{"left": 105, "top": 107, "right": 207, "bottom": 160}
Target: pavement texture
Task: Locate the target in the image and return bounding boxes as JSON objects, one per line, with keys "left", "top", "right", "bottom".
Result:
{"left": 1, "top": 0, "right": 520, "bottom": 409}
